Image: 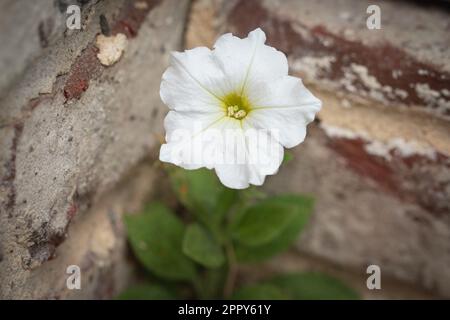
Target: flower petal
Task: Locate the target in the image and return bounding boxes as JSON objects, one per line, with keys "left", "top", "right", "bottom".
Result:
{"left": 212, "top": 28, "right": 288, "bottom": 95}
{"left": 159, "top": 28, "right": 321, "bottom": 189}
{"left": 214, "top": 121, "right": 284, "bottom": 189}
{"left": 160, "top": 47, "right": 228, "bottom": 113}
{"left": 160, "top": 111, "right": 226, "bottom": 169}
{"left": 245, "top": 76, "right": 321, "bottom": 148}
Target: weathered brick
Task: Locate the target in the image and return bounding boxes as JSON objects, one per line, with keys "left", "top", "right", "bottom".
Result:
{"left": 185, "top": 0, "right": 450, "bottom": 297}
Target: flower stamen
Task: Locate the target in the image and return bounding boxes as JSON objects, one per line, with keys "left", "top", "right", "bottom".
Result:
{"left": 222, "top": 93, "right": 251, "bottom": 120}
{"left": 227, "top": 105, "right": 247, "bottom": 119}
{"left": 234, "top": 110, "right": 247, "bottom": 119}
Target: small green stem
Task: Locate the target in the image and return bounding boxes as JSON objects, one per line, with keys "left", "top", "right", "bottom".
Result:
{"left": 192, "top": 274, "right": 207, "bottom": 299}
{"left": 223, "top": 240, "right": 238, "bottom": 298}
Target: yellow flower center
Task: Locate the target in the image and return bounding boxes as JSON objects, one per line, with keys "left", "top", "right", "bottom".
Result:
{"left": 221, "top": 92, "right": 251, "bottom": 120}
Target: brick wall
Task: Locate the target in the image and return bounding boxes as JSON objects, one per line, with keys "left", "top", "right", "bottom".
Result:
{"left": 186, "top": 0, "right": 450, "bottom": 297}
{"left": 1, "top": 0, "right": 448, "bottom": 299}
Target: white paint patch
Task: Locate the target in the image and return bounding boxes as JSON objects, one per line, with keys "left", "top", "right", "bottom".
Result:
{"left": 350, "top": 63, "right": 382, "bottom": 90}
{"left": 340, "top": 71, "right": 357, "bottom": 93}
{"left": 394, "top": 88, "right": 408, "bottom": 99}
{"left": 392, "top": 69, "right": 402, "bottom": 79}
{"left": 416, "top": 83, "right": 440, "bottom": 99}
{"left": 365, "top": 138, "right": 436, "bottom": 160}
{"left": 322, "top": 124, "right": 437, "bottom": 160}
{"left": 134, "top": 1, "right": 149, "bottom": 10}
{"left": 341, "top": 64, "right": 391, "bottom": 102}
{"left": 415, "top": 83, "right": 450, "bottom": 115}
{"left": 290, "top": 56, "right": 336, "bottom": 80}
{"left": 321, "top": 124, "right": 366, "bottom": 140}
{"left": 95, "top": 33, "right": 128, "bottom": 66}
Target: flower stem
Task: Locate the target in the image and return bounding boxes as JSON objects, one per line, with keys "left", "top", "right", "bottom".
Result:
{"left": 223, "top": 240, "right": 238, "bottom": 298}
{"left": 192, "top": 274, "right": 208, "bottom": 299}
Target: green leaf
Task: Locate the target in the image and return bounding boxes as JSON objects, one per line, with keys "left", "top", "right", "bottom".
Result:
{"left": 268, "top": 272, "right": 359, "bottom": 300}
{"left": 282, "top": 151, "right": 294, "bottom": 164}
{"left": 116, "top": 284, "right": 176, "bottom": 300}
{"left": 170, "top": 168, "right": 219, "bottom": 213}
{"left": 214, "top": 188, "right": 238, "bottom": 219}
{"left": 240, "top": 186, "right": 268, "bottom": 203}
{"left": 234, "top": 195, "right": 314, "bottom": 262}
{"left": 182, "top": 223, "right": 225, "bottom": 268}
{"left": 168, "top": 167, "right": 237, "bottom": 232}
{"left": 232, "top": 283, "right": 289, "bottom": 300}
{"left": 231, "top": 202, "right": 296, "bottom": 246}
{"left": 124, "top": 202, "right": 196, "bottom": 281}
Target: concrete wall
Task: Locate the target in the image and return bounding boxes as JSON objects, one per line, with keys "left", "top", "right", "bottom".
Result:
{"left": 0, "top": 0, "right": 189, "bottom": 299}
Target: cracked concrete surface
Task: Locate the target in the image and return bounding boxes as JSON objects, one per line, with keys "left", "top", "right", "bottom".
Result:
{"left": 0, "top": 0, "right": 189, "bottom": 299}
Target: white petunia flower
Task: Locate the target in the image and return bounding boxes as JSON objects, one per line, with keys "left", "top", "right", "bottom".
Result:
{"left": 159, "top": 28, "right": 321, "bottom": 189}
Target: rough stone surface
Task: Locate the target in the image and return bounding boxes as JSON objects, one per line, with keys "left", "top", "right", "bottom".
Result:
{"left": 0, "top": 0, "right": 189, "bottom": 299}
{"left": 0, "top": 0, "right": 69, "bottom": 95}
{"left": 1, "top": 0, "right": 449, "bottom": 300}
